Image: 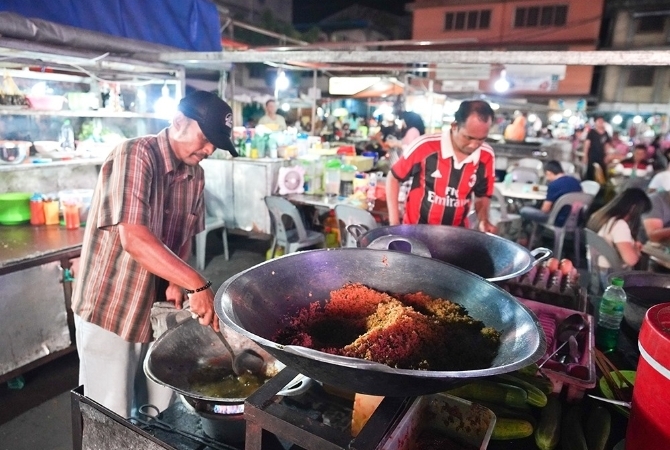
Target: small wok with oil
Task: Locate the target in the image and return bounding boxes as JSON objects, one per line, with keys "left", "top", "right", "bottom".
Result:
{"left": 215, "top": 248, "right": 546, "bottom": 397}
{"left": 144, "top": 318, "right": 312, "bottom": 404}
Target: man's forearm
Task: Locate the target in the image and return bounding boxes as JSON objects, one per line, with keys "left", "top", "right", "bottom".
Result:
{"left": 475, "top": 196, "right": 490, "bottom": 222}
{"left": 386, "top": 174, "right": 401, "bottom": 225}
{"left": 647, "top": 227, "right": 670, "bottom": 243}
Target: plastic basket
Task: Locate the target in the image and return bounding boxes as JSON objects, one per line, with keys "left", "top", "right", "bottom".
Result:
{"left": 518, "top": 298, "right": 597, "bottom": 402}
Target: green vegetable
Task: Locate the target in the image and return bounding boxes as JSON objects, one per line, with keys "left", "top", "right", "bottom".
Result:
{"left": 534, "top": 395, "right": 562, "bottom": 450}
{"left": 491, "top": 418, "right": 534, "bottom": 440}
{"left": 512, "top": 372, "right": 555, "bottom": 395}
{"left": 446, "top": 380, "right": 528, "bottom": 409}
{"left": 478, "top": 401, "right": 536, "bottom": 427}
{"left": 495, "top": 374, "right": 548, "bottom": 407}
{"left": 561, "top": 405, "right": 587, "bottom": 450}
{"left": 516, "top": 363, "right": 540, "bottom": 377}
{"left": 586, "top": 406, "right": 611, "bottom": 450}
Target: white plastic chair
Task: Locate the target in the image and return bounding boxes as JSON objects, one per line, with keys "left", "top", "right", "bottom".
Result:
{"left": 510, "top": 167, "right": 541, "bottom": 184}
{"left": 490, "top": 186, "right": 522, "bottom": 240}
{"left": 195, "top": 190, "right": 229, "bottom": 271}
{"left": 560, "top": 161, "right": 577, "bottom": 176}
{"left": 334, "top": 204, "right": 379, "bottom": 247}
{"left": 584, "top": 228, "right": 624, "bottom": 294}
{"left": 528, "top": 192, "right": 594, "bottom": 266}
{"left": 580, "top": 180, "right": 601, "bottom": 197}
{"left": 516, "top": 158, "right": 544, "bottom": 174}
{"left": 264, "top": 196, "right": 326, "bottom": 258}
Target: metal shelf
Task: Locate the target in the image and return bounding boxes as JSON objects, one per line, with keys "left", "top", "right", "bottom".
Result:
{"left": 0, "top": 107, "right": 170, "bottom": 119}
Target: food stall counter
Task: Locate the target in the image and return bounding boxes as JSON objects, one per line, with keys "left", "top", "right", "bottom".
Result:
{"left": 0, "top": 224, "right": 85, "bottom": 383}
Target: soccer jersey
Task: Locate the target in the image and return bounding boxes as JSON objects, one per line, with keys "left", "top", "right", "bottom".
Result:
{"left": 391, "top": 132, "right": 495, "bottom": 226}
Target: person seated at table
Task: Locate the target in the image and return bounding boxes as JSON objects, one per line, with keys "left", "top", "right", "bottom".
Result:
{"left": 586, "top": 188, "right": 651, "bottom": 276}
{"left": 648, "top": 166, "right": 670, "bottom": 193}
{"left": 518, "top": 160, "right": 582, "bottom": 227}
{"left": 605, "top": 131, "right": 630, "bottom": 164}
{"left": 613, "top": 144, "right": 652, "bottom": 178}
{"left": 642, "top": 190, "right": 670, "bottom": 243}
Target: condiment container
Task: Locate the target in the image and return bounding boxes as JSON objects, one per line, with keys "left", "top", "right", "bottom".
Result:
{"left": 29, "top": 193, "right": 45, "bottom": 226}
{"left": 324, "top": 159, "right": 342, "bottom": 197}
{"left": 43, "top": 197, "right": 60, "bottom": 225}
{"left": 626, "top": 303, "right": 670, "bottom": 449}
{"left": 63, "top": 202, "right": 80, "bottom": 229}
{"left": 339, "top": 164, "right": 357, "bottom": 197}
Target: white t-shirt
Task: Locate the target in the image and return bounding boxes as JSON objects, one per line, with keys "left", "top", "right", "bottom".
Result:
{"left": 649, "top": 170, "right": 670, "bottom": 192}
{"left": 597, "top": 217, "right": 633, "bottom": 268}
{"left": 258, "top": 114, "right": 287, "bottom": 131}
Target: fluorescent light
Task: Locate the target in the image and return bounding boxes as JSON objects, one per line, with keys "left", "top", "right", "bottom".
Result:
{"left": 633, "top": 115, "right": 643, "bottom": 124}
{"left": 612, "top": 114, "right": 623, "bottom": 125}
{"left": 494, "top": 70, "right": 510, "bottom": 93}
{"left": 281, "top": 102, "right": 290, "bottom": 111}
{"left": 275, "top": 71, "right": 289, "bottom": 91}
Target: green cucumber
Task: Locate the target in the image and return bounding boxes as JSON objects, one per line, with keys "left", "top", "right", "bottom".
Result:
{"left": 534, "top": 394, "right": 562, "bottom": 450}
{"left": 561, "top": 405, "right": 587, "bottom": 450}
{"left": 494, "top": 374, "right": 548, "bottom": 407}
{"left": 586, "top": 406, "right": 611, "bottom": 450}
{"left": 491, "top": 418, "right": 534, "bottom": 440}
{"left": 446, "top": 380, "right": 528, "bottom": 409}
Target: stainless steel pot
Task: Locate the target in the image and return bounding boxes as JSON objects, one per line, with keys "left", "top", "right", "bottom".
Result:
{"left": 215, "top": 248, "right": 546, "bottom": 397}
{"left": 349, "top": 224, "right": 551, "bottom": 282}
{"left": 608, "top": 271, "right": 670, "bottom": 332}
{"left": 0, "top": 140, "right": 30, "bottom": 164}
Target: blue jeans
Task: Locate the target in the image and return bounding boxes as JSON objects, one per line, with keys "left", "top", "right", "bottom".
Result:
{"left": 519, "top": 206, "right": 549, "bottom": 224}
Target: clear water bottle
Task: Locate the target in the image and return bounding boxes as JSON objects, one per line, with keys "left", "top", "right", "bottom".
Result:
{"left": 59, "top": 119, "right": 75, "bottom": 151}
{"left": 596, "top": 277, "right": 626, "bottom": 352}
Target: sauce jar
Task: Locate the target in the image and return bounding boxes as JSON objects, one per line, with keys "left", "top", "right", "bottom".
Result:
{"left": 30, "top": 193, "right": 45, "bottom": 226}
{"left": 63, "top": 201, "right": 80, "bottom": 229}
{"left": 43, "top": 197, "right": 60, "bottom": 225}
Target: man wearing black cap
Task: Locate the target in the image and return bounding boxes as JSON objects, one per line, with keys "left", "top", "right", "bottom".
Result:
{"left": 71, "top": 90, "right": 237, "bottom": 417}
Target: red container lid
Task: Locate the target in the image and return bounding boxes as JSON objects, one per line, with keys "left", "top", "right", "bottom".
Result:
{"left": 638, "top": 303, "right": 670, "bottom": 372}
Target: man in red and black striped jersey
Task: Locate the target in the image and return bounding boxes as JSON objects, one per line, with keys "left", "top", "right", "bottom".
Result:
{"left": 387, "top": 100, "right": 497, "bottom": 233}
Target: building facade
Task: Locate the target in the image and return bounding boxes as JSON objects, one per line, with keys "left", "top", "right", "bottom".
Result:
{"left": 598, "top": 0, "right": 670, "bottom": 115}
{"left": 407, "top": 0, "right": 606, "bottom": 101}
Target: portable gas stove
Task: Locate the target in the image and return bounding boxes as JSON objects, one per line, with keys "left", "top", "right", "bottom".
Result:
{"left": 71, "top": 368, "right": 413, "bottom": 450}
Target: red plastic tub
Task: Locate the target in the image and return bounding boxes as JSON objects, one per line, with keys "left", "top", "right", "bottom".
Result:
{"left": 626, "top": 303, "right": 670, "bottom": 449}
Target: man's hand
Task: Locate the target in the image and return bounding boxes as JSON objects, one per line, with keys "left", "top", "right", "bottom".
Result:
{"left": 188, "top": 288, "right": 219, "bottom": 332}
{"left": 478, "top": 219, "right": 497, "bottom": 234}
{"left": 165, "top": 283, "right": 186, "bottom": 309}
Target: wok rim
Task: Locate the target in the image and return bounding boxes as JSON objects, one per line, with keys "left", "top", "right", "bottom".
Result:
{"left": 354, "top": 224, "right": 540, "bottom": 282}
{"left": 215, "top": 248, "right": 547, "bottom": 380}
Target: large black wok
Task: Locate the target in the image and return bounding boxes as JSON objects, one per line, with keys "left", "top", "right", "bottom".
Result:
{"left": 350, "top": 224, "right": 551, "bottom": 282}
{"left": 215, "top": 248, "right": 546, "bottom": 397}
{"left": 608, "top": 271, "right": 670, "bottom": 332}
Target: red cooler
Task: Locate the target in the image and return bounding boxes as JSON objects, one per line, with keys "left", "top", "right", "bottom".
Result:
{"left": 626, "top": 303, "right": 670, "bottom": 449}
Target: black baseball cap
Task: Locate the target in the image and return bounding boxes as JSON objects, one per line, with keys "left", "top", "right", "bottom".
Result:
{"left": 178, "top": 91, "right": 238, "bottom": 157}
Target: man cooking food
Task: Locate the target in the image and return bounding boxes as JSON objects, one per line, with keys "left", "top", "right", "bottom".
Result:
{"left": 386, "top": 100, "right": 496, "bottom": 232}
{"left": 71, "top": 90, "right": 237, "bottom": 418}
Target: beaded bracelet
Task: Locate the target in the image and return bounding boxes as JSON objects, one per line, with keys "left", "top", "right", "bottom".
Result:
{"left": 185, "top": 280, "right": 212, "bottom": 294}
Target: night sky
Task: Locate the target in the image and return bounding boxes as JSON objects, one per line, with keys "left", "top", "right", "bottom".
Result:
{"left": 293, "top": 0, "right": 410, "bottom": 24}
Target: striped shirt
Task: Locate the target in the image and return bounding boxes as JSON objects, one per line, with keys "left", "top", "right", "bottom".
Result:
{"left": 71, "top": 129, "right": 205, "bottom": 343}
{"left": 391, "top": 132, "right": 495, "bottom": 226}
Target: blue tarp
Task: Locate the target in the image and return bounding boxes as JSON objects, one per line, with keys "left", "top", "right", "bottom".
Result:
{"left": 0, "top": 0, "right": 221, "bottom": 51}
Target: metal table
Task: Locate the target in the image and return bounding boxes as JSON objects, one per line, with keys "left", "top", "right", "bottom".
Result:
{"left": 0, "top": 224, "right": 84, "bottom": 383}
